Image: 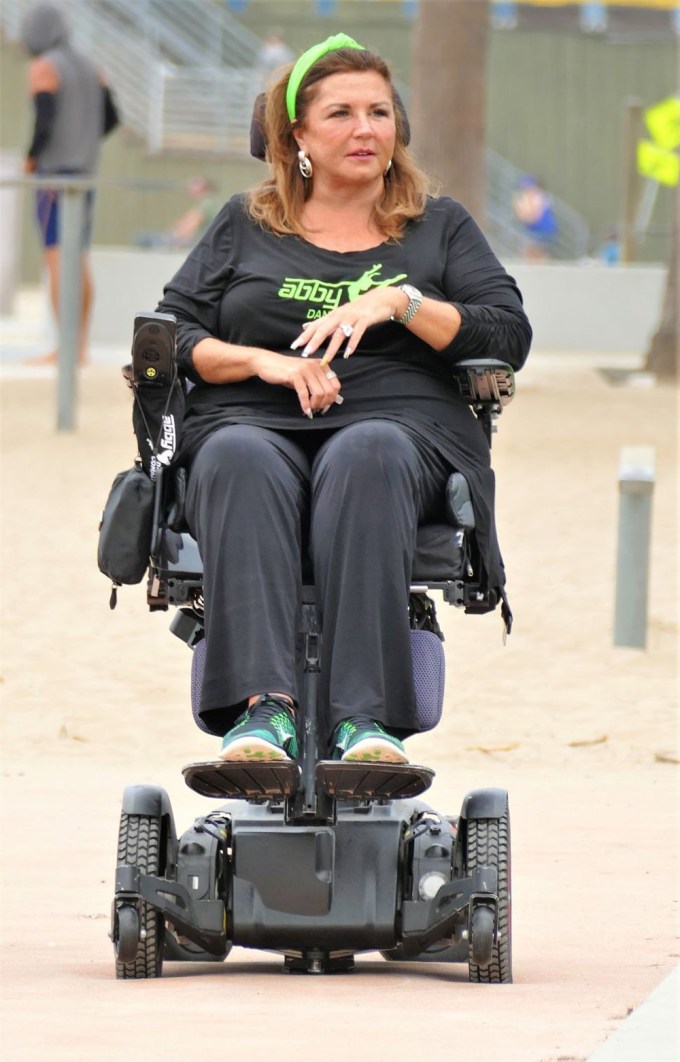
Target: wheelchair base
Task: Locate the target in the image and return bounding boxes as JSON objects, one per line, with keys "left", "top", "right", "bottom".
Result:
{"left": 112, "top": 783, "right": 512, "bottom": 983}
{"left": 182, "top": 759, "right": 434, "bottom": 801}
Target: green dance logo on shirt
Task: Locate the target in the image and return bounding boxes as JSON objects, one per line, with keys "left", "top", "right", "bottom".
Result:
{"left": 278, "top": 264, "right": 407, "bottom": 318}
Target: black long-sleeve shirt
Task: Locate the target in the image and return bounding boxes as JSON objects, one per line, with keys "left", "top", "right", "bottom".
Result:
{"left": 158, "top": 193, "right": 532, "bottom": 596}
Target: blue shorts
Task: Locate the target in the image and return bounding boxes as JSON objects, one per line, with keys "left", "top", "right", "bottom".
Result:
{"left": 35, "top": 171, "right": 95, "bottom": 249}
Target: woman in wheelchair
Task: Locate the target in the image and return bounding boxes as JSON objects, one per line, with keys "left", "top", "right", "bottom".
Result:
{"left": 156, "top": 34, "right": 531, "bottom": 768}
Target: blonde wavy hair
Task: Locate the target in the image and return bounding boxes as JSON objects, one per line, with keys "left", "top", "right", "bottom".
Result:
{"left": 246, "top": 48, "right": 430, "bottom": 241}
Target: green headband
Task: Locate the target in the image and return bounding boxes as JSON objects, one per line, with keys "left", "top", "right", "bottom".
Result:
{"left": 286, "top": 33, "right": 365, "bottom": 122}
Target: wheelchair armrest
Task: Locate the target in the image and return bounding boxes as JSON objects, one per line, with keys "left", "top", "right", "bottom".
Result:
{"left": 452, "top": 359, "right": 515, "bottom": 410}
{"left": 451, "top": 359, "right": 515, "bottom": 446}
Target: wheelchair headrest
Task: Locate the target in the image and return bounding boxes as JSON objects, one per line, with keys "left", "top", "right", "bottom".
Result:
{"left": 249, "top": 90, "right": 411, "bottom": 161}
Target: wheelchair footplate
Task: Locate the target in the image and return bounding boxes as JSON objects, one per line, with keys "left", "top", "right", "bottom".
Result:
{"left": 316, "top": 760, "right": 434, "bottom": 800}
{"left": 182, "top": 760, "right": 300, "bottom": 799}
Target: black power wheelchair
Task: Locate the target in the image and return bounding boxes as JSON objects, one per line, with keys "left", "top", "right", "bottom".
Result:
{"left": 110, "top": 312, "right": 516, "bottom": 982}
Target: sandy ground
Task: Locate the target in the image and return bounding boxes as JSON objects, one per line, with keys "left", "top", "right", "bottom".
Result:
{"left": 0, "top": 348, "right": 678, "bottom": 1062}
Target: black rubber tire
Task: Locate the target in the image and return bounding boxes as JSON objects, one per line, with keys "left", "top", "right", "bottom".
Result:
{"left": 466, "top": 801, "right": 512, "bottom": 983}
{"left": 115, "top": 814, "right": 165, "bottom": 979}
{"left": 469, "top": 905, "right": 495, "bottom": 967}
{"left": 114, "top": 904, "right": 140, "bottom": 965}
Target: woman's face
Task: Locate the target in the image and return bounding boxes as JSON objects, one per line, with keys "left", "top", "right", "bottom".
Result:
{"left": 293, "top": 70, "right": 396, "bottom": 190}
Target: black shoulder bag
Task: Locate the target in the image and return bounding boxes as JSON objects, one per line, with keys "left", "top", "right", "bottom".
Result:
{"left": 97, "top": 315, "right": 185, "bottom": 607}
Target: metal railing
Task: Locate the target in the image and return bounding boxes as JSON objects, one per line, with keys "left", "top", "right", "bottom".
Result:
{"left": 152, "top": 67, "right": 262, "bottom": 155}
{"left": 96, "top": 0, "right": 262, "bottom": 69}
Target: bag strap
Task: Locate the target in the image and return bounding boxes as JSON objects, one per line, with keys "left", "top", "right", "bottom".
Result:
{"left": 131, "top": 364, "right": 179, "bottom": 470}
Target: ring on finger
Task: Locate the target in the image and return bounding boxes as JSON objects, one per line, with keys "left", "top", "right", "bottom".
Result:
{"left": 338, "top": 323, "right": 354, "bottom": 338}
{"left": 326, "top": 369, "right": 337, "bottom": 380}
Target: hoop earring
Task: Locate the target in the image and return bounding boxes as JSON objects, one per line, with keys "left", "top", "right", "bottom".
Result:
{"left": 384, "top": 159, "right": 392, "bottom": 177}
{"left": 298, "top": 150, "right": 313, "bottom": 179}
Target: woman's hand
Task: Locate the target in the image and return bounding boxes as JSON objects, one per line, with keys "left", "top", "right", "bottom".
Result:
{"left": 250, "top": 349, "right": 343, "bottom": 419}
{"left": 289, "top": 286, "right": 405, "bottom": 366}
{"left": 192, "top": 338, "right": 343, "bottom": 418}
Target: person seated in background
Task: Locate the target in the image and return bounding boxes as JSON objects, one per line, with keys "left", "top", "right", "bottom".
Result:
{"left": 157, "top": 33, "right": 532, "bottom": 767}
{"left": 512, "top": 174, "right": 558, "bottom": 261}
{"left": 136, "top": 177, "right": 219, "bottom": 250}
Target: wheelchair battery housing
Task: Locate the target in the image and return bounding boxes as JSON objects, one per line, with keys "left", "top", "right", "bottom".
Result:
{"left": 230, "top": 803, "right": 403, "bottom": 952}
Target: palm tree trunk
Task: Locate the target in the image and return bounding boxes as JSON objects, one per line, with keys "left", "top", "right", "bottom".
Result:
{"left": 644, "top": 181, "right": 679, "bottom": 378}
{"left": 409, "top": 0, "right": 489, "bottom": 225}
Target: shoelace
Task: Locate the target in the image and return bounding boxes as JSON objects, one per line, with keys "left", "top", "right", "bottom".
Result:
{"left": 335, "top": 715, "right": 386, "bottom": 747}
{"left": 247, "top": 696, "right": 296, "bottom": 725}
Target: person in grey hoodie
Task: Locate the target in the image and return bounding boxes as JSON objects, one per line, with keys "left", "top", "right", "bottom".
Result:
{"left": 21, "top": 2, "right": 119, "bottom": 364}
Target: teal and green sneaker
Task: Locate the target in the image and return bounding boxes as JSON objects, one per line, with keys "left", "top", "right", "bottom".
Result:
{"left": 331, "top": 716, "right": 408, "bottom": 764}
{"left": 219, "top": 695, "right": 298, "bottom": 762}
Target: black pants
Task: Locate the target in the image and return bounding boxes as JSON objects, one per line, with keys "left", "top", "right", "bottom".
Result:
{"left": 185, "top": 420, "right": 452, "bottom": 744}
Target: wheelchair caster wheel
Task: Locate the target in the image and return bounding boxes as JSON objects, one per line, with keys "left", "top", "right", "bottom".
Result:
{"left": 469, "top": 905, "right": 495, "bottom": 968}
{"left": 113, "top": 905, "right": 140, "bottom": 965}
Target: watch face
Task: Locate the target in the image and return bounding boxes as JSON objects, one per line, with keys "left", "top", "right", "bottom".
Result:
{"left": 402, "top": 284, "right": 421, "bottom": 299}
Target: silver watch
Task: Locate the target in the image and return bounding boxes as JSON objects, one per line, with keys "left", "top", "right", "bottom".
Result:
{"left": 390, "top": 284, "right": 422, "bottom": 325}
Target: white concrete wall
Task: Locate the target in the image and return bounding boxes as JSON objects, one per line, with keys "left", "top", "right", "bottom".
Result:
{"left": 506, "top": 262, "right": 667, "bottom": 355}
{"left": 90, "top": 248, "right": 667, "bottom": 356}
{"left": 91, "top": 248, "right": 185, "bottom": 350}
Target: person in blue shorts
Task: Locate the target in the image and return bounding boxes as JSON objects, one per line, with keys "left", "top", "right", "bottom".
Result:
{"left": 21, "top": 2, "right": 119, "bottom": 364}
